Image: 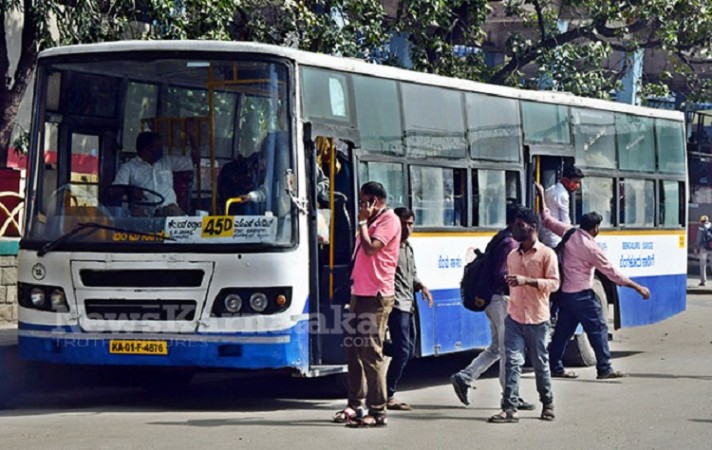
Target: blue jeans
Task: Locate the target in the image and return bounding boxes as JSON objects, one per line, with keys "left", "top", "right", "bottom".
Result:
{"left": 458, "top": 294, "right": 508, "bottom": 390}
{"left": 548, "top": 289, "right": 612, "bottom": 376}
{"left": 385, "top": 309, "right": 416, "bottom": 399}
{"left": 502, "top": 315, "right": 553, "bottom": 411}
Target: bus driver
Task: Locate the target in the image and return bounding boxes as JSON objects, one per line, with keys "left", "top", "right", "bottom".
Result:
{"left": 110, "top": 130, "right": 199, "bottom": 216}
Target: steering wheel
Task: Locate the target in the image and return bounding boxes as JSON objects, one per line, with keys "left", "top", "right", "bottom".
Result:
{"left": 104, "top": 184, "right": 165, "bottom": 208}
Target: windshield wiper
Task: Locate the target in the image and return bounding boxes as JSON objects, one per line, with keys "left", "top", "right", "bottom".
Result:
{"left": 37, "top": 222, "right": 175, "bottom": 257}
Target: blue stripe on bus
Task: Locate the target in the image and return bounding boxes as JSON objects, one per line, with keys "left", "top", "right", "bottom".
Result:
{"left": 617, "top": 273, "right": 686, "bottom": 328}
{"left": 415, "top": 288, "right": 491, "bottom": 358}
{"left": 415, "top": 273, "right": 686, "bottom": 357}
{"left": 17, "top": 321, "right": 310, "bottom": 372}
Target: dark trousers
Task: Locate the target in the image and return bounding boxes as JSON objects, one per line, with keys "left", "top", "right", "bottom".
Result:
{"left": 548, "top": 289, "right": 612, "bottom": 376}
{"left": 346, "top": 294, "right": 394, "bottom": 415}
{"left": 385, "top": 309, "right": 416, "bottom": 399}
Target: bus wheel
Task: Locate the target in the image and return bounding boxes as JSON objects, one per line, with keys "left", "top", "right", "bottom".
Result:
{"left": 562, "top": 333, "right": 596, "bottom": 367}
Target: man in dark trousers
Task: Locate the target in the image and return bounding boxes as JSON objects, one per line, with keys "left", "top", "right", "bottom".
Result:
{"left": 535, "top": 182, "right": 650, "bottom": 380}
{"left": 450, "top": 204, "right": 535, "bottom": 410}
{"left": 384, "top": 207, "right": 433, "bottom": 411}
{"left": 332, "top": 181, "right": 401, "bottom": 428}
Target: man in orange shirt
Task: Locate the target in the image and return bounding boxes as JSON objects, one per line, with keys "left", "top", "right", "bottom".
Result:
{"left": 489, "top": 207, "right": 560, "bottom": 424}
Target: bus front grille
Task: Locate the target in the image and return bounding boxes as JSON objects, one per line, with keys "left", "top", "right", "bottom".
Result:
{"left": 84, "top": 299, "right": 197, "bottom": 321}
{"left": 80, "top": 270, "right": 204, "bottom": 288}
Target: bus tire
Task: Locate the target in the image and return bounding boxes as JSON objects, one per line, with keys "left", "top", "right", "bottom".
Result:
{"left": 562, "top": 333, "right": 597, "bottom": 367}
{"left": 561, "top": 281, "right": 608, "bottom": 368}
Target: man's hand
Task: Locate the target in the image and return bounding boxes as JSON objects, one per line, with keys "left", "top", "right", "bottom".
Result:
{"left": 421, "top": 286, "right": 434, "bottom": 308}
{"left": 506, "top": 274, "right": 529, "bottom": 287}
{"left": 636, "top": 285, "right": 651, "bottom": 300}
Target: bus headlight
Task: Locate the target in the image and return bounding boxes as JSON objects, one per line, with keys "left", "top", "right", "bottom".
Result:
{"left": 30, "top": 288, "right": 45, "bottom": 307}
{"left": 224, "top": 294, "right": 243, "bottom": 313}
{"left": 50, "top": 288, "right": 67, "bottom": 311}
{"left": 249, "top": 292, "right": 268, "bottom": 312}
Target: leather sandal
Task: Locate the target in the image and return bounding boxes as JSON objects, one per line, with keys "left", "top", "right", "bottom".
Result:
{"left": 596, "top": 370, "right": 627, "bottom": 380}
{"left": 541, "top": 404, "right": 555, "bottom": 421}
{"left": 551, "top": 370, "right": 578, "bottom": 379}
{"left": 346, "top": 414, "right": 388, "bottom": 428}
{"left": 333, "top": 406, "right": 364, "bottom": 424}
{"left": 488, "top": 411, "right": 519, "bottom": 424}
{"left": 387, "top": 399, "right": 412, "bottom": 411}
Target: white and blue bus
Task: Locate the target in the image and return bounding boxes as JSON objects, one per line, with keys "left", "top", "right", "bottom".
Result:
{"left": 17, "top": 41, "right": 687, "bottom": 377}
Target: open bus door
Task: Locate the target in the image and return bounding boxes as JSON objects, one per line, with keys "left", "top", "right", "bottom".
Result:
{"left": 525, "top": 148, "right": 601, "bottom": 366}
{"left": 304, "top": 126, "right": 357, "bottom": 370}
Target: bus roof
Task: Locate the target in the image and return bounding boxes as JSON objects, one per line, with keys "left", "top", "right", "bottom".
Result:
{"left": 39, "top": 40, "right": 684, "bottom": 122}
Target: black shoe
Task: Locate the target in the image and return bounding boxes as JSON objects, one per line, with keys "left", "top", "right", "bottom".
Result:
{"left": 518, "top": 398, "right": 535, "bottom": 411}
{"left": 450, "top": 373, "right": 470, "bottom": 406}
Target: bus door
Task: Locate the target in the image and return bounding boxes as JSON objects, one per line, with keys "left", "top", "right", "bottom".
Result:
{"left": 526, "top": 150, "right": 578, "bottom": 220}
{"left": 307, "top": 133, "right": 356, "bottom": 366}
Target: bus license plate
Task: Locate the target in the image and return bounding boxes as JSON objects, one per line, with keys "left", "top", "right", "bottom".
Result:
{"left": 109, "top": 340, "right": 168, "bottom": 355}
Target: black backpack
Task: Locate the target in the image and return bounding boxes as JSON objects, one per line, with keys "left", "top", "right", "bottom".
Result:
{"left": 460, "top": 230, "right": 510, "bottom": 312}
{"left": 703, "top": 227, "right": 712, "bottom": 250}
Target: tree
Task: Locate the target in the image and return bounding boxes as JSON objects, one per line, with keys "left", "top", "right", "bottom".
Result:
{"left": 0, "top": 0, "right": 391, "bottom": 167}
{"left": 3, "top": 0, "right": 712, "bottom": 166}
{"left": 491, "top": 0, "right": 712, "bottom": 101}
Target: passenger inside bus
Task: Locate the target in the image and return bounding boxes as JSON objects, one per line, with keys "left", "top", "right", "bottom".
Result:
{"left": 217, "top": 155, "right": 256, "bottom": 215}
{"left": 107, "top": 130, "right": 199, "bottom": 216}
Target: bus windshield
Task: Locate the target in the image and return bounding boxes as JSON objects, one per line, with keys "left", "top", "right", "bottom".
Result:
{"left": 25, "top": 54, "right": 294, "bottom": 250}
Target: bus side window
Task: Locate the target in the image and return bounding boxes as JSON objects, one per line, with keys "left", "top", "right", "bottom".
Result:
{"left": 472, "top": 169, "right": 508, "bottom": 228}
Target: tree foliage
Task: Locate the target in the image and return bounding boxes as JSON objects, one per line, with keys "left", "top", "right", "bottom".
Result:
{"left": 3, "top": 0, "right": 712, "bottom": 166}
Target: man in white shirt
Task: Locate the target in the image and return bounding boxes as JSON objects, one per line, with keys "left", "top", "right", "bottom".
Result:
{"left": 111, "top": 131, "right": 199, "bottom": 216}
{"left": 539, "top": 166, "right": 584, "bottom": 247}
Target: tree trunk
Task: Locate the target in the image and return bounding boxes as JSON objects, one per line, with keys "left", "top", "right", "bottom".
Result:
{"left": 0, "top": 91, "right": 24, "bottom": 168}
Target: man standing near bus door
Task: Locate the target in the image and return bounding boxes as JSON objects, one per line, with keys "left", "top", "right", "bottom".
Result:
{"left": 535, "top": 183, "right": 651, "bottom": 381}
{"left": 488, "top": 207, "right": 559, "bottom": 423}
{"left": 332, "top": 181, "right": 400, "bottom": 428}
{"left": 384, "top": 207, "right": 433, "bottom": 411}
{"left": 539, "top": 166, "right": 584, "bottom": 248}
{"left": 694, "top": 215, "right": 712, "bottom": 286}
{"left": 450, "top": 205, "right": 536, "bottom": 411}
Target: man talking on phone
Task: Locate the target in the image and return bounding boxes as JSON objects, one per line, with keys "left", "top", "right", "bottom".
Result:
{"left": 333, "top": 181, "right": 401, "bottom": 428}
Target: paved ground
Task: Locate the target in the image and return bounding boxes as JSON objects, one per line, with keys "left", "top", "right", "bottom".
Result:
{"left": 1, "top": 278, "right": 711, "bottom": 449}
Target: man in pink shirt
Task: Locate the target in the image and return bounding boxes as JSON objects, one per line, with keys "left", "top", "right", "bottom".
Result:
{"left": 489, "top": 207, "right": 559, "bottom": 424}
{"left": 333, "top": 181, "right": 401, "bottom": 428}
{"left": 534, "top": 183, "right": 650, "bottom": 381}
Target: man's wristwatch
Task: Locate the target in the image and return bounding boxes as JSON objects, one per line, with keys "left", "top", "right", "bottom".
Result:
{"left": 358, "top": 220, "right": 368, "bottom": 227}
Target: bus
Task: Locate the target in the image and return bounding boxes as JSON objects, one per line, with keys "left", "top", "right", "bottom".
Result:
{"left": 17, "top": 40, "right": 687, "bottom": 378}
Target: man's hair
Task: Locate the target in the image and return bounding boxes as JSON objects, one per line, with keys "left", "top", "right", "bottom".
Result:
{"left": 394, "top": 207, "right": 414, "bottom": 220}
{"left": 506, "top": 203, "right": 523, "bottom": 225}
{"left": 580, "top": 211, "right": 603, "bottom": 232}
{"left": 514, "top": 207, "right": 539, "bottom": 229}
{"left": 360, "top": 181, "right": 387, "bottom": 199}
{"left": 563, "top": 165, "right": 584, "bottom": 180}
{"left": 136, "top": 131, "right": 160, "bottom": 152}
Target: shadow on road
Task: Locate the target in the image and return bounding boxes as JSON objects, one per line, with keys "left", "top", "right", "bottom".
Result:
{"left": 0, "top": 350, "right": 491, "bottom": 415}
